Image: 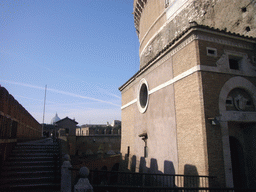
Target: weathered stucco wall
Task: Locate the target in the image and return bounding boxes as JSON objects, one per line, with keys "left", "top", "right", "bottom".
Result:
{"left": 120, "top": 52, "right": 179, "bottom": 175}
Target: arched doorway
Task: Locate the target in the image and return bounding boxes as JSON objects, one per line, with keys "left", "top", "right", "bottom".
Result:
{"left": 218, "top": 77, "right": 256, "bottom": 188}
{"left": 229, "top": 136, "right": 247, "bottom": 188}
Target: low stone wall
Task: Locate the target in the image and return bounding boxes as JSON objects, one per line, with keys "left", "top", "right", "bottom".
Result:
{"left": 76, "top": 135, "right": 121, "bottom": 156}
{"left": 72, "top": 155, "right": 120, "bottom": 171}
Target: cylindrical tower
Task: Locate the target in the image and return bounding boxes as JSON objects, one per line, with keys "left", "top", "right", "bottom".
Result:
{"left": 134, "top": 0, "right": 256, "bottom": 68}
{"left": 119, "top": 1, "right": 256, "bottom": 188}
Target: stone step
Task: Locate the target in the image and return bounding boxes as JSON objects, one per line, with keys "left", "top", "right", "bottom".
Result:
{"left": 0, "top": 138, "right": 61, "bottom": 192}
{"left": 1, "top": 176, "right": 56, "bottom": 185}
{"left": 16, "top": 143, "right": 58, "bottom": 146}
{"left": 0, "top": 182, "right": 60, "bottom": 192}
{"left": 14, "top": 146, "right": 59, "bottom": 150}
{"left": 2, "top": 164, "right": 56, "bottom": 171}
{"left": 10, "top": 152, "right": 59, "bottom": 157}
{"left": 13, "top": 146, "right": 59, "bottom": 150}
{"left": 12, "top": 150, "right": 59, "bottom": 153}
{"left": 15, "top": 146, "right": 59, "bottom": 149}
{"left": 14, "top": 146, "right": 58, "bottom": 149}
{"left": 1, "top": 170, "right": 56, "bottom": 177}
{"left": 8, "top": 156, "right": 55, "bottom": 161}
{"left": 4, "top": 160, "right": 56, "bottom": 166}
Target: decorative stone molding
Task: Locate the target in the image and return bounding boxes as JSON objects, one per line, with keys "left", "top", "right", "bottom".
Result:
{"left": 137, "top": 78, "right": 149, "bottom": 114}
{"left": 197, "top": 34, "right": 253, "bottom": 50}
{"left": 216, "top": 53, "right": 229, "bottom": 71}
{"left": 138, "top": 0, "right": 256, "bottom": 67}
{"left": 218, "top": 76, "right": 256, "bottom": 188}
{"left": 141, "top": 25, "right": 255, "bottom": 69}
{"left": 121, "top": 65, "right": 256, "bottom": 110}
{"left": 133, "top": 0, "right": 148, "bottom": 34}
{"left": 221, "top": 111, "right": 256, "bottom": 122}
{"left": 216, "top": 50, "right": 256, "bottom": 76}
{"left": 219, "top": 76, "right": 256, "bottom": 115}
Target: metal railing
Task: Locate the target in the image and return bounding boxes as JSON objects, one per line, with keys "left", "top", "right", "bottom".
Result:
{"left": 92, "top": 186, "right": 256, "bottom": 192}
{"left": 69, "top": 168, "right": 256, "bottom": 192}
{"left": 87, "top": 170, "right": 215, "bottom": 188}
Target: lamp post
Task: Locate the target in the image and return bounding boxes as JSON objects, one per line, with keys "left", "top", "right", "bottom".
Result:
{"left": 139, "top": 133, "right": 148, "bottom": 158}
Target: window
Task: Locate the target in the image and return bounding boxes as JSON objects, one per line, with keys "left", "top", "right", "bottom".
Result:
{"left": 226, "top": 97, "right": 233, "bottom": 105}
{"left": 229, "top": 55, "right": 242, "bottom": 70}
{"left": 207, "top": 47, "right": 217, "bottom": 57}
{"left": 137, "top": 79, "right": 149, "bottom": 113}
{"left": 139, "top": 83, "right": 148, "bottom": 108}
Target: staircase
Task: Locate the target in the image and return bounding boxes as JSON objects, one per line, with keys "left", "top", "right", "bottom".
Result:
{"left": 0, "top": 138, "right": 61, "bottom": 192}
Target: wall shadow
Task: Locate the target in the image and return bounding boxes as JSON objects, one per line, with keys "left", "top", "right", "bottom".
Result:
{"left": 139, "top": 156, "right": 147, "bottom": 173}
{"left": 131, "top": 155, "right": 136, "bottom": 172}
{"left": 119, "top": 153, "right": 203, "bottom": 188}
{"left": 164, "top": 160, "right": 175, "bottom": 174}
{"left": 184, "top": 164, "right": 199, "bottom": 188}
{"left": 164, "top": 160, "right": 176, "bottom": 187}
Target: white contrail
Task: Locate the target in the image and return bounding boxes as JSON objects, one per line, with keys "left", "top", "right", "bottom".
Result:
{"left": 0, "top": 79, "right": 120, "bottom": 107}
{"left": 15, "top": 95, "right": 55, "bottom": 104}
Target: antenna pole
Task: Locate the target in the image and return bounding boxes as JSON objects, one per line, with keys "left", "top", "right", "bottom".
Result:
{"left": 42, "top": 85, "right": 47, "bottom": 137}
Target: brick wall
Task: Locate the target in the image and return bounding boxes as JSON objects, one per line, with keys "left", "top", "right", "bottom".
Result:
{"left": 0, "top": 86, "right": 41, "bottom": 167}
{"left": 0, "top": 86, "right": 41, "bottom": 139}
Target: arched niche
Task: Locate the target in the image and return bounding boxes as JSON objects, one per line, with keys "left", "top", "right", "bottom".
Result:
{"left": 219, "top": 76, "right": 256, "bottom": 114}
{"left": 218, "top": 76, "right": 256, "bottom": 188}
{"left": 226, "top": 88, "right": 255, "bottom": 112}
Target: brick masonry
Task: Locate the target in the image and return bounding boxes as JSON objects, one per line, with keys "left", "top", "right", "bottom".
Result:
{"left": 120, "top": 0, "right": 256, "bottom": 188}
{"left": 120, "top": 24, "right": 256, "bottom": 187}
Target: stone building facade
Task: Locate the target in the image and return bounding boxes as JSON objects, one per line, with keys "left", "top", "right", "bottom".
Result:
{"left": 56, "top": 117, "right": 78, "bottom": 137}
{"left": 119, "top": 0, "right": 256, "bottom": 188}
{"left": 77, "top": 121, "right": 121, "bottom": 136}
{"left": 76, "top": 135, "right": 121, "bottom": 157}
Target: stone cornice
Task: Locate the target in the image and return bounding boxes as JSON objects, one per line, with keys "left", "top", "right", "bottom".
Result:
{"left": 133, "top": 0, "right": 147, "bottom": 35}
{"left": 119, "top": 24, "right": 256, "bottom": 92}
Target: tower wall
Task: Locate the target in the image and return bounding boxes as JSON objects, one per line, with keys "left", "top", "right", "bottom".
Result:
{"left": 119, "top": 0, "right": 256, "bottom": 188}
{"left": 134, "top": 0, "right": 256, "bottom": 68}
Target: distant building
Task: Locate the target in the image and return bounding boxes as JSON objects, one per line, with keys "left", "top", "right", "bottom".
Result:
{"left": 111, "top": 120, "right": 121, "bottom": 127}
{"left": 56, "top": 117, "right": 78, "bottom": 137}
{"left": 51, "top": 113, "right": 60, "bottom": 125}
{"left": 42, "top": 124, "right": 55, "bottom": 137}
{"left": 45, "top": 114, "right": 79, "bottom": 137}
{"left": 76, "top": 120, "right": 121, "bottom": 136}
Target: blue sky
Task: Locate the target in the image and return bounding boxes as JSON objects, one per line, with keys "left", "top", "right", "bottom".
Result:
{"left": 0, "top": 0, "right": 140, "bottom": 125}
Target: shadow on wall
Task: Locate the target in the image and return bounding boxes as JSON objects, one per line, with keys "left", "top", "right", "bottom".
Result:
{"left": 130, "top": 156, "right": 177, "bottom": 187}
{"left": 131, "top": 155, "right": 136, "bottom": 172}
{"left": 184, "top": 164, "right": 199, "bottom": 188}
{"left": 120, "top": 153, "right": 211, "bottom": 188}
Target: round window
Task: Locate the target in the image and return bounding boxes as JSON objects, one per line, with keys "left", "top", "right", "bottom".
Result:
{"left": 137, "top": 79, "right": 149, "bottom": 113}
